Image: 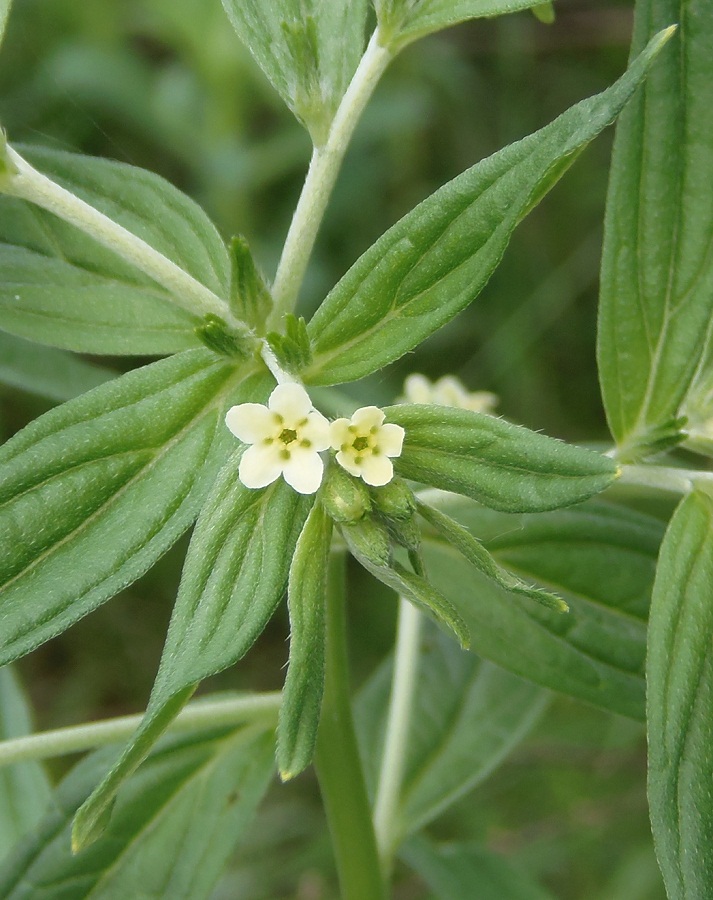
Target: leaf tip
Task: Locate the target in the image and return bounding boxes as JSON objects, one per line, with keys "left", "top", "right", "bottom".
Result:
{"left": 279, "top": 768, "right": 296, "bottom": 782}
{"left": 71, "top": 797, "right": 115, "bottom": 853}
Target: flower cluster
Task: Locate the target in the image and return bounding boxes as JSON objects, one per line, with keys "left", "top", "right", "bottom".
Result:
{"left": 225, "top": 384, "right": 405, "bottom": 495}
{"left": 402, "top": 373, "right": 497, "bottom": 414}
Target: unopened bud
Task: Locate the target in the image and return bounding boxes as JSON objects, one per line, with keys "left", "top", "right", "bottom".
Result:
{"left": 371, "top": 477, "right": 416, "bottom": 521}
{"left": 322, "top": 464, "right": 371, "bottom": 523}
{"left": 341, "top": 516, "right": 391, "bottom": 568}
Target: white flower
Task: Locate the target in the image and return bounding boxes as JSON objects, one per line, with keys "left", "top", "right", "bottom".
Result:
{"left": 330, "top": 407, "right": 405, "bottom": 487}
{"left": 225, "top": 383, "right": 330, "bottom": 494}
{"left": 402, "top": 373, "right": 498, "bottom": 414}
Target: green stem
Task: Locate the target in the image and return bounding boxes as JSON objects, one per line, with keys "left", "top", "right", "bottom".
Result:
{"left": 315, "top": 551, "right": 387, "bottom": 900}
{"left": 268, "top": 30, "right": 393, "bottom": 325}
{"left": 618, "top": 464, "right": 713, "bottom": 494}
{"left": 0, "top": 692, "right": 281, "bottom": 767}
{"left": 3, "top": 145, "right": 251, "bottom": 336}
{"left": 373, "top": 597, "right": 422, "bottom": 868}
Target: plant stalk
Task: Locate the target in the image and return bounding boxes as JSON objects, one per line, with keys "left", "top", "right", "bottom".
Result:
{"left": 315, "top": 551, "right": 387, "bottom": 900}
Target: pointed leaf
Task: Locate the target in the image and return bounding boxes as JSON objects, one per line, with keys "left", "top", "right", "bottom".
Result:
{"left": 0, "top": 0, "right": 12, "bottom": 48}
{"left": 305, "top": 29, "right": 675, "bottom": 385}
{"left": 390, "top": 404, "right": 618, "bottom": 513}
{"left": 277, "top": 503, "right": 332, "bottom": 780}
{"left": 73, "top": 470, "right": 311, "bottom": 850}
{"left": 0, "top": 349, "right": 240, "bottom": 665}
{"left": 0, "top": 725, "right": 274, "bottom": 900}
{"left": 0, "top": 146, "right": 230, "bottom": 355}
{"left": 598, "top": 1, "right": 713, "bottom": 458}
{"left": 647, "top": 490, "right": 713, "bottom": 899}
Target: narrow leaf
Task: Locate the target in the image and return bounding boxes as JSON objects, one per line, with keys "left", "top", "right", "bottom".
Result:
{"left": 0, "top": 146, "right": 230, "bottom": 355}
{"left": 0, "top": 0, "right": 12, "bottom": 48}
{"left": 647, "top": 490, "right": 713, "bottom": 899}
{"left": 277, "top": 503, "right": 332, "bottom": 780}
{"left": 0, "top": 725, "right": 274, "bottom": 900}
{"left": 598, "top": 1, "right": 713, "bottom": 458}
{"left": 73, "top": 472, "right": 310, "bottom": 850}
{"left": 390, "top": 404, "right": 618, "bottom": 513}
{"left": 0, "top": 349, "right": 240, "bottom": 665}
{"left": 305, "top": 29, "right": 675, "bottom": 385}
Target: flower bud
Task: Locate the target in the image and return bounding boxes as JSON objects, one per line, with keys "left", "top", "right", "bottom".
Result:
{"left": 341, "top": 516, "right": 391, "bottom": 568}
{"left": 321, "top": 464, "right": 372, "bottom": 523}
{"left": 371, "top": 477, "right": 416, "bottom": 521}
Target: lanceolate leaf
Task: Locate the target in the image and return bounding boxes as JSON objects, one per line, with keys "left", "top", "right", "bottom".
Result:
{"left": 0, "top": 725, "right": 275, "bottom": 900}
{"left": 305, "top": 29, "right": 675, "bottom": 386}
{"left": 73, "top": 473, "right": 311, "bottom": 850}
{"left": 0, "top": 146, "right": 230, "bottom": 355}
{"left": 597, "top": 1, "right": 713, "bottom": 459}
{"left": 390, "top": 404, "right": 618, "bottom": 514}
{"left": 220, "top": 0, "right": 368, "bottom": 142}
{"left": 421, "top": 497, "right": 663, "bottom": 719}
{"left": 0, "top": 349, "right": 241, "bottom": 665}
{"left": 647, "top": 490, "right": 713, "bottom": 899}
{"left": 278, "top": 503, "right": 332, "bottom": 780}
{"left": 356, "top": 624, "right": 548, "bottom": 837}
{"left": 0, "top": 0, "right": 12, "bottom": 49}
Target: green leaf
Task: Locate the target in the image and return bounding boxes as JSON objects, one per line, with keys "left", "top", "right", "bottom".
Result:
{"left": 647, "top": 489, "right": 713, "bottom": 899}
{"left": 376, "top": 0, "right": 551, "bottom": 51}
{"left": 73, "top": 473, "right": 311, "bottom": 850}
{"left": 0, "top": 0, "right": 12, "bottom": 49}
{"left": 0, "top": 332, "right": 114, "bottom": 402}
{"left": 402, "top": 835, "right": 555, "bottom": 900}
{"left": 598, "top": 3, "right": 713, "bottom": 459}
{"left": 0, "top": 146, "right": 230, "bottom": 355}
{"left": 389, "top": 404, "right": 618, "bottom": 513}
{"left": 0, "top": 349, "right": 240, "bottom": 665}
{"left": 220, "top": 0, "right": 368, "bottom": 142}
{"left": 421, "top": 497, "right": 663, "bottom": 719}
{"left": 356, "top": 624, "right": 548, "bottom": 837}
{"left": 277, "top": 503, "right": 332, "bottom": 780}
{"left": 0, "top": 667, "right": 51, "bottom": 865}
{"left": 228, "top": 235, "right": 273, "bottom": 329}
{"left": 0, "top": 724, "right": 275, "bottom": 900}
{"left": 305, "top": 29, "right": 675, "bottom": 386}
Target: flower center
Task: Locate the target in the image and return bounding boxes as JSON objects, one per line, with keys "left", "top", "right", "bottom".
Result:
{"left": 279, "top": 427, "right": 298, "bottom": 445}
{"left": 352, "top": 435, "right": 370, "bottom": 452}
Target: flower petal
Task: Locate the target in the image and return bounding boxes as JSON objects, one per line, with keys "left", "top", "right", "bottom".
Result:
{"left": 225, "top": 403, "right": 275, "bottom": 443}
{"left": 402, "top": 374, "right": 432, "bottom": 404}
{"left": 351, "top": 406, "right": 385, "bottom": 431}
{"left": 335, "top": 449, "right": 361, "bottom": 477}
{"left": 302, "top": 411, "right": 331, "bottom": 451}
{"left": 360, "top": 454, "right": 394, "bottom": 487}
{"left": 282, "top": 447, "right": 324, "bottom": 494}
{"left": 329, "top": 418, "right": 353, "bottom": 451}
{"left": 269, "top": 382, "right": 312, "bottom": 421}
{"left": 378, "top": 423, "right": 405, "bottom": 457}
{"left": 238, "top": 443, "right": 284, "bottom": 489}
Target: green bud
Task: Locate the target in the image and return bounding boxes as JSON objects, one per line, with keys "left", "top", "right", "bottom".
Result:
{"left": 229, "top": 236, "right": 273, "bottom": 330}
{"left": 195, "top": 314, "right": 252, "bottom": 359}
{"left": 371, "top": 477, "right": 416, "bottom": 521}
{"left": 322, "top": 464, "right": 371, "bottom": 524}
{"left": 341, "top": 516, "right": 391, "bottom": 569}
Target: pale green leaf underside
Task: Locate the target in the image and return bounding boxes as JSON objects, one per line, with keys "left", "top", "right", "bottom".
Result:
{"left": 305, "top": 29, "right": 674, "bottom": 386}
{"left": 597, "top": 1, "right": 713, "bottom": 454}
{"left": 0, "top": 350, "right": 240, "bottom": 666}
{"left": 0, "top": 0, "right": 11, "bottom": 49}
{"left": 421, "top": 497, "right": 663, "bottom": 719}
{"left": 0, "top": 724, "right": 274, "bottom": 900}
{"left": 0, "top": 146, "right": 230, "bottom": 355}
{"left": 647, "top": 490, "right": 713, "bottom": 900}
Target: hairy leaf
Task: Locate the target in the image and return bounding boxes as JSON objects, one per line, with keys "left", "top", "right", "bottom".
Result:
{"left": 0, "top": 349, "right": 240, "bottom": 665}
{"left": 305, "top": 29, "right": 675, "bottom": 385}
{"left": 647, "top": 490, "right": 713, "bottom": 899}
{"left": 0, "top": 146, "right": 229, "bottom": 355}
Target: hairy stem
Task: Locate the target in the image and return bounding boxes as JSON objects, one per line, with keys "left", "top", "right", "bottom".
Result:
{"left": 268, "top": 30, "right": 393, "bottom": 325}
{"left": 618, "top": 464, "right": 713, "bottom": 494}
{"left": 4, "top": 146, "right": 252, "bottom": 336}
{"left": 315, "top": 551, "right": 387, "bottom": 900}
{"left": 373, "top": 597, "right": 422, "bottom": 868}
{"left": 0, "top": 693, "right": 281, "bottom": 767}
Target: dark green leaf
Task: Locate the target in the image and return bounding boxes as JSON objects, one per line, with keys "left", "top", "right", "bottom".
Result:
{"left": 0, "top": 349, "right": 240, "bottom": 665}
{"left": 390, "top": 404, "right": 617, "bottom": 513}
{"left": 305, "top": 29, "right": 675, "bottom": 385}
{"left": 73, "top": 471, "right": 311, "bottom": 850}
{"left": 421, "top": 496, "right": 663, "bottom": 719}
{"left": 277, "top": 503, "right": 332, "bottom": 780}
{"left": 0, "top": 0, "right": 12, "bottom": 49}
{"left": 647, "top": 490, "right": 713, "bottom": 899}
{"left": 0, "top": 724, "right": 274, "bottom": 900}
{"left": 0, "top": 667, "right": 51, "bottom": 865}
{"left": 356, "top": 624, "right": 548, "bottom": 836}
{"left": 0, "top": 146, "right": 230, "bottom": 355}
{"left": 598, "top": 2, "right": 713, "bottom": 458}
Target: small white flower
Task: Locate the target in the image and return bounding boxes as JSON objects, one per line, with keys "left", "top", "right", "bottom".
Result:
{"left": 402, "top": 373, "right": 498, "bottom": 414}
{"left": 330, "top": 407, "right": 405, "bottom": 487}
{"left": 225, "top": 383, "right": 330, "bottom": 494}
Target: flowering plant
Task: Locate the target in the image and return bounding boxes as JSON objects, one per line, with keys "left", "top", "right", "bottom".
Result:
{"left": 0, "top": 0, "right": 709, "bottom": 897}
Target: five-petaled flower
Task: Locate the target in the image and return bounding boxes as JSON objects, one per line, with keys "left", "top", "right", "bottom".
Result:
{"left": 330, "top": 407, "right": 405, "bottom": 486}
{"left": 225, "top": 383, "right": 330, "bottom": 494}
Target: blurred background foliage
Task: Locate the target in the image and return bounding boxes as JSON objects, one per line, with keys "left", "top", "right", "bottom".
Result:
{"left": 0, "top": 1, "right": 665, "bottom": 897}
